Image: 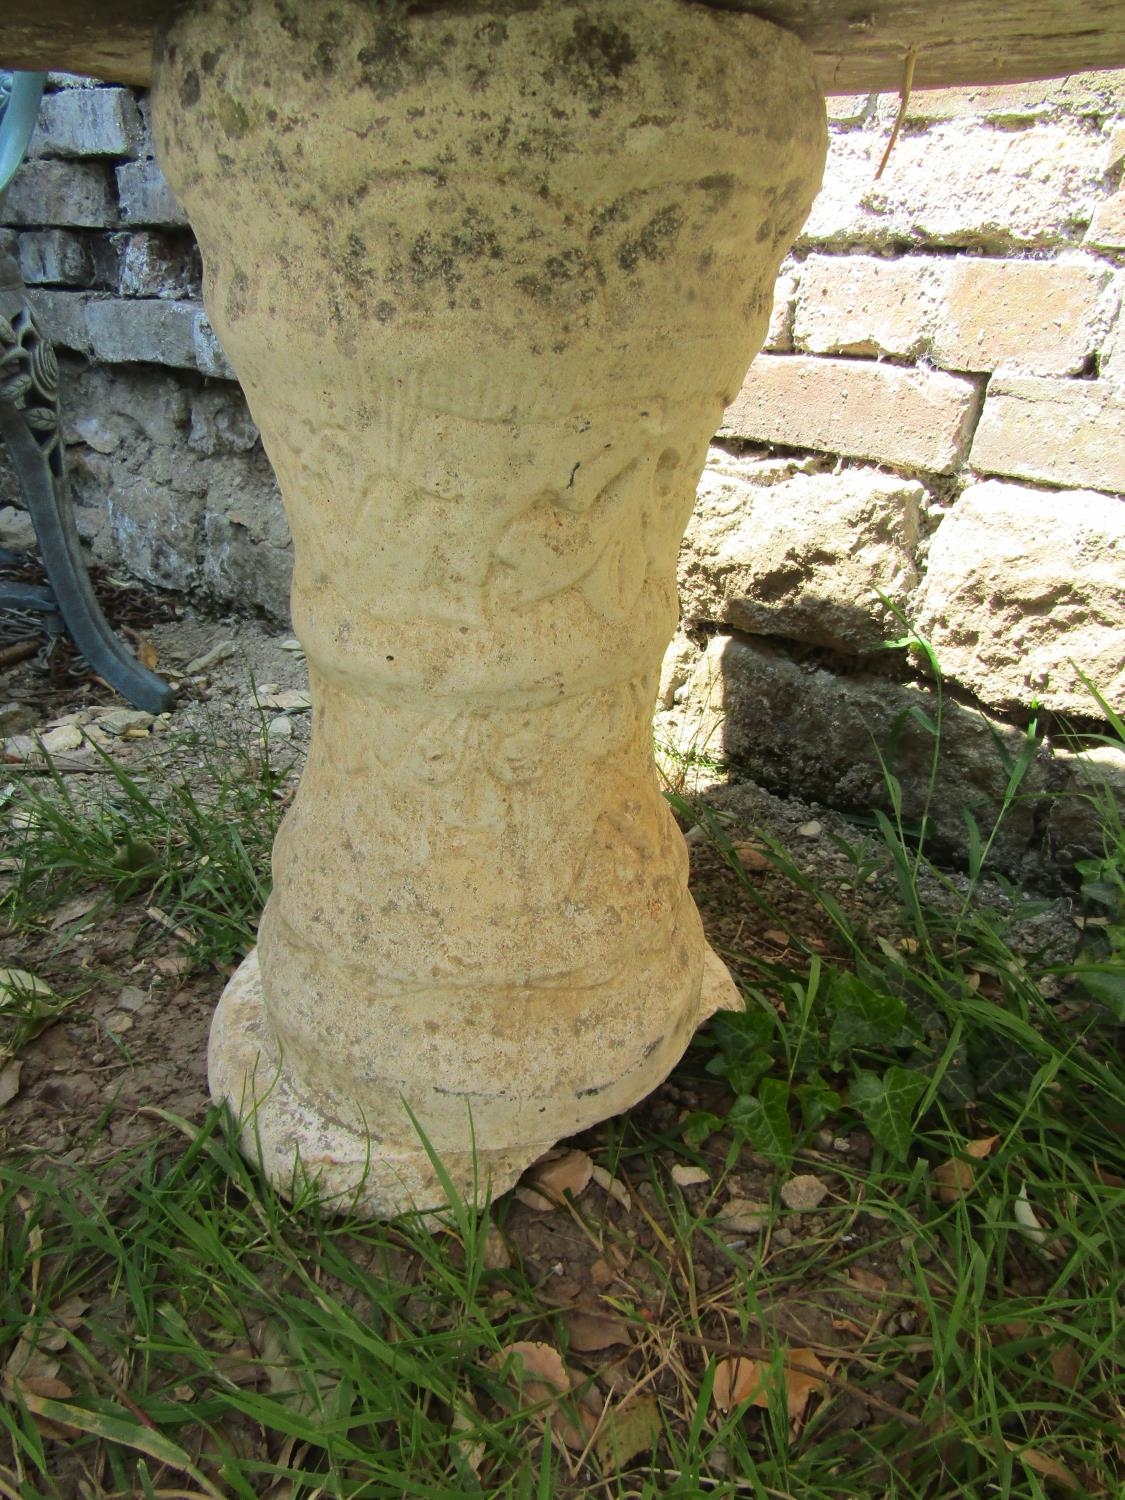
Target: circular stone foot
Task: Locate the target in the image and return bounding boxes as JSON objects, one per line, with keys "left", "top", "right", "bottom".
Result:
{"left": 208, "top": 950, "right": 556, "bottom": 1218}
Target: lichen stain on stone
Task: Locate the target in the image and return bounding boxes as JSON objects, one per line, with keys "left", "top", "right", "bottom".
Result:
{"left": 179, "top": 68, "right": 201, "bottom": 108}
{"left": 200, "top": 48, "right": 223, "bottom": 76}
{"left": 217, "top": 94, "right": 252, "bottom": 140}
{"left": 226, "top": 268, "right": 251, "bottom": 322}
{"left": 558, "top": 16, "right": 638, "bottom": 101}
{"left": 617, "top": 205, "right": 684, "bottom": 274}
{"left": 355, "top": 19, "right": 452, "bottom": 98}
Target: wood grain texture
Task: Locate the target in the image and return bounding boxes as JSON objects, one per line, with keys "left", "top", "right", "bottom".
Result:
{"left": 1, "top": 1, "right": 1125, "bottom": 97}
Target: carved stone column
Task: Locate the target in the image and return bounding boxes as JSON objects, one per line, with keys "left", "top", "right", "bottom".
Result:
{"left": 153, "top": 0, "right": 825, "bottom": 1215}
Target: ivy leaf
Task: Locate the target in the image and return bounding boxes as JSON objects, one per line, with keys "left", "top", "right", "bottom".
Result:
{"left": 729, "top": 1077, "right": 793, "bottom": 1167}
{"left": 849, "top": 1067, "right": 927, "bottom": 1160}
{"left": 827, "top": 972, "right": 918, "bottom": 1058}
{"left": 793, "top": 1076, "right": 839, "bottom": 1132}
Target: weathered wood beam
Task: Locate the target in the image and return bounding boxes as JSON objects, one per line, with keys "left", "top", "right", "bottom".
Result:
{"left": 2, "top": 0, "right": 1125, "bottom": 93}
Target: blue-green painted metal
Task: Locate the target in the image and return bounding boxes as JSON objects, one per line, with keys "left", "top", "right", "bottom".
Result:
{"left": 0, "top": 71, "right": 46, "bottom": 206}
{"left": 0, "top": 72, "right": 174, "bottom": 711}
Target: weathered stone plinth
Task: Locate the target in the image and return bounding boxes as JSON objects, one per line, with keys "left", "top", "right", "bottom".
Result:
{"left": 152, "top": 0, "right": 826, "bottom": 1215}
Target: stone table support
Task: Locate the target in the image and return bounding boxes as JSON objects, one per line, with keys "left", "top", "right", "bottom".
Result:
{"left": 152, "top": 0, "right": 826, "bottom": 1216}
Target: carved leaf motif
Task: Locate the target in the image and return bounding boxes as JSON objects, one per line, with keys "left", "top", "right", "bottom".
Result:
{"left": 0, "top": 372, "right": 32, "bottom": 403}
{"left": 23, "top": 407, "right": 58, "bottom": 433}
{"left": 0, "top": 315, "right": 14, "bottom": 347}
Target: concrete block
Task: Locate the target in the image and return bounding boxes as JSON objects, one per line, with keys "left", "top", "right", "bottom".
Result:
{"left": 722, "top": 354, "right": 981, "bottom": 474}
{"left": 29, "top": 88, "right": 142, "bottom": 159}
{"left": 971, "top": 375, "right": 1125, "bottom": 493}
{"left": 115, "top": 158, "right": 189, "bottom": 228}
{"left": 932, "top": 255, "right": 1111, "bottom": 375}
{"left": 193, "top": 310, "right": 238, "bottom": 380}
{"left": 915, "top": 479, "right": 1125, "bottom": 715}
{"left": 84, "top": 298, "right": 200, "bottom": 368}
{"left": 2, "top": 160, "right": 116, "bottom": 229}
{"left": 793, "top": 253, "right": 943, "bottom": 359}
{"left": 16, "top": 229, "right": 95, "bottom": 287}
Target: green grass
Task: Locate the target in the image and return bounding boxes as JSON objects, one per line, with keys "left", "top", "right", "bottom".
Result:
{"left": 0, "top": 657, "right": 1122, "bottom": 1497}
{"left": 0, "top": 719, "right": 291, "bottom": 971}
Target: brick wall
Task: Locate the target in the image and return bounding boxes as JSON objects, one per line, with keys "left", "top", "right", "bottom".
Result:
{"left": 3, "top": 68, "right": 1123, "bottom": 869}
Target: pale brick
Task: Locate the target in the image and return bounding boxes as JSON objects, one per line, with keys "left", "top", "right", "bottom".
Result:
{"left": 971, "top": 375, "right": 1125, "bottom": 494}
{"left": 722, "top": 354, "right": 980, "bottom": 474}
{"left": 84, "top": 298, "right": 199, "bottom": 367}
{"left": 764, "top": 270, "right": 798, "bottom": 352}
{"left": 793, "top": 253, "right": 942, "bottom": 359}
{"left": 890, "top": 72, "right": 1125, "bottom": 125}
{"left": 1085, "top": 190, "right": 1125, "bottom": 251}
{"left": 803, "top": 121, "right": 1104, "bottom": 250}
{"left": 1, "top": 160, "right": 115, "bottom": 229}
{"left": 29, "top": 88, "right": 141, "bottom": 159}
{"left": 115, "top": 158, "right": 188, "bottom": 228}
{"left": 16, "top": 229, "right": 94, "bottom": 287}
{"left": 915, "top": 480, "right": 1125, "bottom": 715}
{"left": 932, "top": 256, "right": 1110, "bottom": 375}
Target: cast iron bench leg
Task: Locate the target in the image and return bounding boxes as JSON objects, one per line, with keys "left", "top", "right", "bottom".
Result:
{"left": 0, "top": 256, "right": 174, "bottom": 713}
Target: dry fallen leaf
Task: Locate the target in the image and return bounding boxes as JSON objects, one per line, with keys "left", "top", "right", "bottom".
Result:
{"left": 671, "top": 1164, "right": 711, "bottom": 1188}
{"left": 498, "top": 1340, "right": 596, "bottom": 1451}
{"left": 713, "top": 1348, "right": 828, "bottom": 1425}
{"left": 516, "top": 1150, "right": 593, "bottom": 1210}
{"left": 1004, "top": 1441, "right": 1080, "bottom": 1491}
{"left": 1048, "top": 1339, "right": 1082, "bottom": 1390}
{"left": 847, "top": 1266, "right": 888, "bottom": 1293}
{"left": 566, "top": 1311, "right": 632, "bottom": 1353}
{"left": 780, "top": 1173, "right": 829, "bottom": 1210}
{"left": 137, "top": 637, "right": 159, "bottom": 670}
{"left": 590, "top": 1162, "right": 632, "bottom": 1210}
{"left": 964, "top": 1135, "right": 1000, "bottom": 1159}
{"left": 593, "top": 1394, "right": 662, "bottom": 1475}
{"left": 933, "top": 1157, "right": 976, "bottom": 1204}
{"left": 0, "top": 1060, "right": 22, "bottom": 1111}
{"left": 712, "top": 1356, "right": 767, "bottom": 1414}
{"left": 481, "top": 1221, "right": 512, "bottom": 1271}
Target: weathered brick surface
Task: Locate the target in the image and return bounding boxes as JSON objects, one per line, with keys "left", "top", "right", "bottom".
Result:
{"left": 971, "top": 375, "right": 1125, "bottom": 493}
{"left": 932, "top": 256, "right": 1110, "bottom": 375}
{"left": 29, "top": 88, "right": 142, "bottom": 160}
{"left": 891, "top": 72, "right": 1125, "bottom": 123}
{"left": 916, "top": 480, "right": 1125, "bottom": 714}
{"left": 803, "top": 122, "right": 1105, "bottom": 249}
{"left": 17, "top": 229, "right": 94, "bottom": 287}
{"left": 1085, "top": 189, "right": 1125, "bottom": 250}
{"left": 113, "top": 231, "right": 200, "bottom": 298}
{"left": 680, "top": 450, "right": 923, "bottom": 650}
{"left": 722, "top": 355, "right": 981, "bottom": 474}
{"left": 115, "top": 158, "right": 189, "bottom": 228}
{"left": 85, "top": 299, "right": 199, "bottom": 368}
{"left": 2, "top": 160, "right": 115, "bottom": 229}
{"left": 193, "top": 311, "right": 238, "bottom": 380}
{"left": 764, "top": 270, "right": 798, "bottom": 352}
{"left": 793, "top": 254, "right": 942, "bottom": 359}
{"left": 25, "top": 289, "right": 96, "bottom": 354}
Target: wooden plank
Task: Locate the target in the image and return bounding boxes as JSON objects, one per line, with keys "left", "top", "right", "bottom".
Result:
{"left": 2, "top": 0, "right": 1125, "bottom": 94}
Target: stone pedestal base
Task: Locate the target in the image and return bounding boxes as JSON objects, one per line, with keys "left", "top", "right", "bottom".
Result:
{"left": 153, "top": 0, "right": 826, "bottom": 1216}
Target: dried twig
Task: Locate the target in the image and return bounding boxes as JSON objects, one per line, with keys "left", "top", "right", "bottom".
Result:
{"left": 875, "top": 46, "right": 918, "bottom": 179}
